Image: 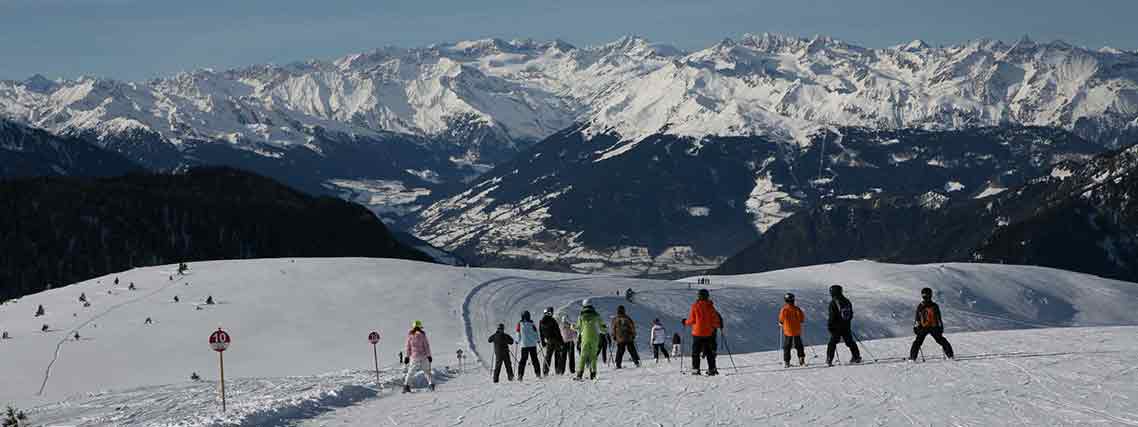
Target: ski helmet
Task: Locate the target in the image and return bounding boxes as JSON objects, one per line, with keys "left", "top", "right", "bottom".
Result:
{"left": 698, "top": 288, "right": 710, "bottom": 300}
{"left": 581, "top": 298, "right": 592, "bottom": 307}
{"left": 921, "top": 287, "right": 933, "bottom": 298}
{"left": 412, "top": 320, "right": 423, "bottom": 329}
{"left": 829, "top": 285, "right": 843, "bottom": 296}
{"left": 544, "top": 307, "right": 554, "bottom": 315}
{"left": 784, "top": 293, "right": 796, "bottom": 303}
{"left": 521, "top": 310, "right": 531, "bottom": 321}
{"left": 497, "top": 323, "right": 505, "bottom": 331}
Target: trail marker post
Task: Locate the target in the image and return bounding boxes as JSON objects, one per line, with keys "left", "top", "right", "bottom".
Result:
{"left": 456, "top": 349, "right": 465, "bottom": 374}
{"left": 209, "top": 328, "right": 231, "bottom": 412}
{"left": 368, "top": 331, "right": 382, "bottom": 388}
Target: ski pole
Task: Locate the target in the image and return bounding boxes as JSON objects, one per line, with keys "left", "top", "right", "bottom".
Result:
{"left": 721, "top": 331, "right": 739, "bottom": 375}
{"left": 852, "top": 330, "right": 878, "bottom": 362}
{"left": 920, "top": 347, "right": 927, "bottom": 363}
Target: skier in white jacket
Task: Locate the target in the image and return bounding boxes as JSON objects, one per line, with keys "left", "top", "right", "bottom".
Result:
{"left": 649, "top": 318, "right": 670, "bottom": 363}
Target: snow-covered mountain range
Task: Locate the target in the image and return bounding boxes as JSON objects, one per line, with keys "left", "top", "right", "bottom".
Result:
{"left": 4, "top": 34, "right": 1137, "bottom": 151}
{"left": 3, "top": 34, "right": 1138, "bottom": 270}
{"left": 2, "top": 34, "right": 1137, "bottom": 224}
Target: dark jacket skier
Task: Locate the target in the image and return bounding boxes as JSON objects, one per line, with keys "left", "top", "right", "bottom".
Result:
{"left": 825, "top": 285, "right": 862, "bottom": 366}
{"left": 488, "top": 324, "right": 515, "bottom": 382}
{"left": 909, "top": 287, "right": 954, "bottom": 360}
{"left": 539, "top": 307, "right": 564, "bottom": 375}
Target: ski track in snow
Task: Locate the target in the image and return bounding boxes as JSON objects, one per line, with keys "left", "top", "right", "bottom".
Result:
{"left": 36, "top": 269, "right": 185, "bottom": 396}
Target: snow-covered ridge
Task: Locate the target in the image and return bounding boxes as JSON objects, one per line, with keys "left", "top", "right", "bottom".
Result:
{"left": 1, "top": 33, "right": 1136, "bottom": 159}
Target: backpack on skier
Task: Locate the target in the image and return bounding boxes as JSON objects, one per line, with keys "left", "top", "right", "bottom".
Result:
{"left": 918, "top": 305, "right": 939, "bottom": 328}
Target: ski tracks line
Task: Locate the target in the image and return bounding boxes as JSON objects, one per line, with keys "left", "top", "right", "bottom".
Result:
{"left": 459, "top": 275, "right": 530, "bottom": 370}
{"left": 37, "top": 270, "right": 185, "bottom": 396}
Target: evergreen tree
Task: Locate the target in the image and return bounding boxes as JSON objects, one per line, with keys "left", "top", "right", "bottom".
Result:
{"left": 2, "top": 406, "right": 27, "bottom": 427}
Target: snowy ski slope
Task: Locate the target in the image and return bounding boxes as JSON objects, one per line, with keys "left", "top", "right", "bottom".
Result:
{"left": 1, "top": 258, "right": 1137, "bottom": 425}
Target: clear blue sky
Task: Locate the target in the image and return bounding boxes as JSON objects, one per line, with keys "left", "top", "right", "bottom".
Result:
{"left": 1, "top": 0, "right": 1134, "bottom": 81}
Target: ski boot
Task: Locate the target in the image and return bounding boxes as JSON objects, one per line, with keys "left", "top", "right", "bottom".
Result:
{"left": 590, "top": 371, "right": 597, "bottom": 380}
{"left": 429, "top": 384, "right": 436, "bottom": 392}
{"left": 826, "top": 359, "right": 834, "bottom": 367}
{"left": 849, "top": 357, "right": 863, "bottom": 364}
{"left": 690, "top": 369, "right": 702, "bottom": 375}
{"left": 784, "top": 361, "right": 791, "bottom": 368}
{"left": 402, "top": 385, "right": 411, "bottom": 394}
{"left": 706, "top": 369, "right": 719, "bottom": 377}
{"left": 799, "top": 356, "right": 807, "bottom": 367}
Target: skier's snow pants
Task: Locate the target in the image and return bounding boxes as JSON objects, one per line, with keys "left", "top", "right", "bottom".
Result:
{"left": 518, "top": 346, "right": 541, "bottom": 380}
{"left": 614, "top": 341, "right": 640, "bottom": 368}
{"left": 910, "top": 328, "right": 954, "bottom": 359}
{"left": 493, "top": 352, "right": 514, "bottom": 383}
{"left": 559, "top": 341, "right": 576, "bottom": 373}
{"left": 578, "top": 342, "right": 599, "bottom": 375}
{"left": 598, "top": 337, "right": 609, "bottom": 364}
{"left": 543, "top": 343, "right": 557, "bottom": 373}
{"left": 783, "top": 335, "right": 805, "bottom": 363}
{"left": 404, "top": 358, "right": 434, "bottom": 386}
{"left": 826, "top": 328, "right": 862, "bottom": 363}
{"left": 652, "top": 343, "right": 670, "bottom": 361}
{"left": 543, "top": 343, "right": 559, "bottom": 375}
{"left": 691, "top": 335, "right": 717, "bottom": 372}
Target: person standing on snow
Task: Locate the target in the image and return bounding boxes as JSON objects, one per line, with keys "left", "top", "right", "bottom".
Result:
{"left": 910, "top": 287, "right": 955, "bottom": 361}
{"left": 538, "top": 307, "right": 564, "bottom": 375}
{"left": 779, "top": 293, "right": 807, "bottom": 367}
{"left": 611, "top": 305, "right": 641, "bottom": 368}
{"left": 597, "top": 324, "right": 612, "bottom": 365}
{"left": 826, "top": 285, "right": 863, "bottom": 366}
{"left": 575, "top": 299, "right": 603, "bottom": 380}
{"left": 516, "top": 311, "right": 542, "bottom": 381}
{"left": 649, "top": 318, "right": 670, "bottom": 362}
{"left": 559, "top": 314, "right": 578, "bottom": 374}
{"left": 488, "top": 324, "right": 515, "bottom": 383}
{"left": 683, "top": 289, "right": 722, "bottom": 375}
{"left": 402, "top": 320, "right": 435, "bottom": 393}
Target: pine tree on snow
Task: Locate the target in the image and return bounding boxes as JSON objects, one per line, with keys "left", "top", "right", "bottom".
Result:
{"left": 2, "top": 406, "right": 27, "bottom": 427}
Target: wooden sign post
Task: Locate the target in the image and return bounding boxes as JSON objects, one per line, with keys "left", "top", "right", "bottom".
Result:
{"left": 209, "top": 328, "right": 231, "bottom": 412}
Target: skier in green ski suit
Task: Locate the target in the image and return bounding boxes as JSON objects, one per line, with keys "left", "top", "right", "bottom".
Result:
{"left": 576, "top": 299, "right": 603, "bottom": 380}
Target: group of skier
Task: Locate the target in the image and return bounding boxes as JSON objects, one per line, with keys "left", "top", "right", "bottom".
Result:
{"left": 393, "top": 284, "right": 958, "bottom": 392}
{"left": 476, "top": 284, "right": 955, "bottom": 385}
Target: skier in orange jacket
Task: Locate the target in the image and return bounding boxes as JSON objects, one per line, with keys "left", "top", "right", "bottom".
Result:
{"left": 778, "top": 293, "right": 806, "bottom": 367}
{"left": 683, "top": 288, "right": 722, "bottom": 375}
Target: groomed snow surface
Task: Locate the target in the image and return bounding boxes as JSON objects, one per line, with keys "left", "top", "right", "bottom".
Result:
{"left": 1, "top": 259, "right": 1137, "bottom": 426}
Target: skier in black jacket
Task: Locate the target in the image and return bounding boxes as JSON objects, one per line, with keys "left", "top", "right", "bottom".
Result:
{"left": 538, "top": 307, "right": 564, "bottom": 375}
{"left": 488, "top": 324, "right": 515, "bottom": 382}
{"left": 909, "top": 287, "right": 955, "bottom": 360}
{"left": 826, "top": 285, "right": 862, "bottom": 366}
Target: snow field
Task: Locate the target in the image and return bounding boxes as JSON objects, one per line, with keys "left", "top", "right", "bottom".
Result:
{"left": 2, "top": 258, "right": 1137, "bottom": 425}
{"left": 304, "top": 326, "right": 1138, "bottom": 426}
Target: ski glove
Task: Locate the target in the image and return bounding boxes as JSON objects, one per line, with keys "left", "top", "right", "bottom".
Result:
{"left": 404, "top": 357, "right": 410, "bottom": 364}
{"left": 428, "top": 357, "right": 433, "bottom": 363}
{"left": 913, "top": 326, "right": 920, "bottom": 335}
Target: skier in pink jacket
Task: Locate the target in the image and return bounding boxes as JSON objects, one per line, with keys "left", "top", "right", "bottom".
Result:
{"left": 403, "top": 320, "right": 435, "bottom": 393}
